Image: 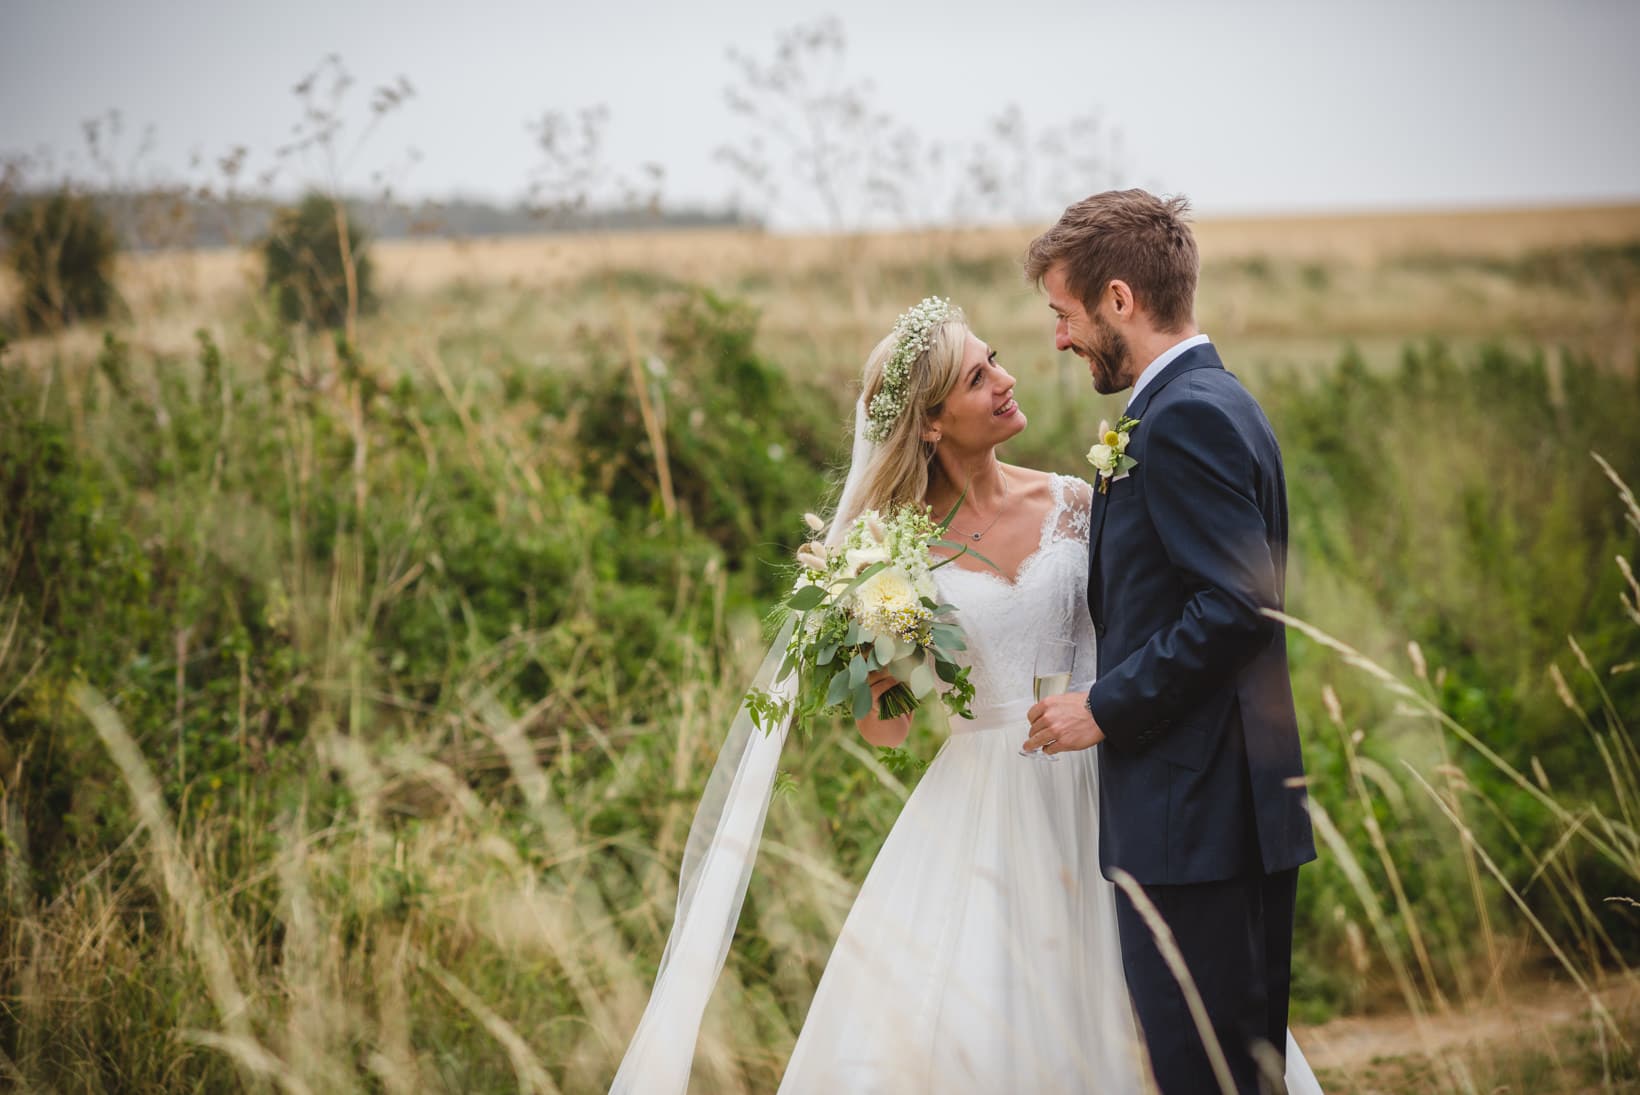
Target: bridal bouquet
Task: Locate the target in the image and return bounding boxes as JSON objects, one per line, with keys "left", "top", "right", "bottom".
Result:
{"left": 749, "top": 506, "right": 978, "bottom": 733}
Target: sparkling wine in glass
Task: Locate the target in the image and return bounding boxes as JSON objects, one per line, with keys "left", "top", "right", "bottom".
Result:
{"left": 1034, "top": 671, "right": 1073, "bottom": 702}
{"left": 1023, "top": 637, "right": 1076, "bottom": 761}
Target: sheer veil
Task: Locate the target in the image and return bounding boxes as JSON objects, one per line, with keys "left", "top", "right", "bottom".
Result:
{"left": 823, "top": 396, "right": 882, "bottom": 550}
{"left": 609, "top": 399, "right": 878, "bottom": 1094}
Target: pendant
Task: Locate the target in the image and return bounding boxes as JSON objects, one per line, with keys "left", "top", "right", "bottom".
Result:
{"left": 971, "top": 531, "right": 982, "bottom": 541}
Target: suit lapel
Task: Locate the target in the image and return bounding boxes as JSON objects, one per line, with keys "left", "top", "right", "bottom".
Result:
{"left": 1086, "top": 342, "right": 1225, "bottom": 589}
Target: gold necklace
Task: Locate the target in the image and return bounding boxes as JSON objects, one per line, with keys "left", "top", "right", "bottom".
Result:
{"left": 948, "top": 468, "right": 1012, "bottom": 542}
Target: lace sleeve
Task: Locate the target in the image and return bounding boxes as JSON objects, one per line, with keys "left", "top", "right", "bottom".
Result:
{"left": 1049, "top": 475, "right": 1095, "bottom": 546}
{"left": 1057, "top": 475, "right": 1099, "bottom": 690}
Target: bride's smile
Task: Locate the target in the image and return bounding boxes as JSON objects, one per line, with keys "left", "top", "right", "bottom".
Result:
{"left": 925, "top": 333, "right": 1028, "bottom": 450}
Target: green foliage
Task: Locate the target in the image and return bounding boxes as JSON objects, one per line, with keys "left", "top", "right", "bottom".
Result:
{"left": 1, "top": 188, "right": 119, "bottom": 331}
{"left": 261, "top": 191, "right": 376, "bottom": 329}
{"left": 569, "top": 288, "right": 841, "bottom": 589}
{"left": 3, "top": 271, "right": 1638, "bottom": 1086}
{"left": 1261, "top": 342, "right": 1640, "bottom": 1008}
{"left": 1273, "top": 342, "right": 1640, "bottom": 772}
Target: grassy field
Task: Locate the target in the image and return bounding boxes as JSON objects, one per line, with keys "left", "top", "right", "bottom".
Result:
{"left": 2, "top": 203, "right": 1638, "bottom": 1092}
{"left": 9, "top": 200, "right": 1640, "bottom": 371}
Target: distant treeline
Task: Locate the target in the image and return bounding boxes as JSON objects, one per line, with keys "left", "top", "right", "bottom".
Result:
{"left": 0, "top": 189, "right": 760, "bottom": 252}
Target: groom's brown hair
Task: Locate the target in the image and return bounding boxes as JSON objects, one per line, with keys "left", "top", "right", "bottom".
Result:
{"left": 1024, "top": 189, "right": 1199, "bottom": 333}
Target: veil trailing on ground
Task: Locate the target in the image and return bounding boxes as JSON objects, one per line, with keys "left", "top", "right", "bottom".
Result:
{"left": 609, "top": 400, "right": 878, "bottom": 1094}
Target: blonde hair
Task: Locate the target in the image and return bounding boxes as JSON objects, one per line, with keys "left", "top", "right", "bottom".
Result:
{"left": 830, "top": 305, "right": 970, "bottom": 535}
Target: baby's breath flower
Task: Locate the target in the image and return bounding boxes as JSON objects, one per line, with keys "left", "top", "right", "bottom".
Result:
{"left": 865, "top": 297, "right": 954, "bottom": 443}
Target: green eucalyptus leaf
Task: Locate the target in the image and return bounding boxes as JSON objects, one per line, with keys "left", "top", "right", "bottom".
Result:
{"left": 851, "top": 682, "right": 874, "bottom": 721}
{"left": 887, "top": 653, "right": 921, "bottom": 684}
{"left": 825, "top": 667, "right": 853, "bottom": 707}
{"left": 788, "top": 584, "right": 827, "bottom": 611}
{"left": 909, "top": 663, "right": 937, "bottom": 698}
{"left": 874, "top": 633, "right": 897, "bottom": 666}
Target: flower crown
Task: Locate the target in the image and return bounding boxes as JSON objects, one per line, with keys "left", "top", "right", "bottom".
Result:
{"left": 864, "top": 296, "right": 955, "bottom": 443}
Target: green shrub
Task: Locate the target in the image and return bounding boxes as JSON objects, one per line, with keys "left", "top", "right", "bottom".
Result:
{"left": 1, "top": 189, "right": 119, "bottom": 332}
{"left": 569, "top": 289, "right": 843, "bottom": 590}
{"left": 261, "top": 191, "right": 376, "bottom": 329}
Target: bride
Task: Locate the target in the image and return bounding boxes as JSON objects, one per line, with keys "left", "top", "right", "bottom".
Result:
{"left": 612, "top": 299, "right": 1321, "bottom": 1093}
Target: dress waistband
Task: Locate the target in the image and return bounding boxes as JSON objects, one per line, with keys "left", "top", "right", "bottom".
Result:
{"left": 948, "top": 698, "right": 1033, "bottom": 736}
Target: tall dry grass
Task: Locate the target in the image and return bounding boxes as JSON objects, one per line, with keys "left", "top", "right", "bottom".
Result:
{"left": 5, "top": 466, "right": 1635, "bottom": 1091}
{"left": 2, "top": 211, "right": 1638, "bottom": 1092}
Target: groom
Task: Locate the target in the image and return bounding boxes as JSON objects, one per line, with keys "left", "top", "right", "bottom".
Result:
{"left": 1023, "top": 190, "right": 1316, "bottom": 1094}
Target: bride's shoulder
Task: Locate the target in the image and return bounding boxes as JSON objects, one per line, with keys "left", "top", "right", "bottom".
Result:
{"left": 1006, "top": 465, "right": 1093, "bottom": 509}
{"left": 1003, "top": 464, "right": 1056, "bottom": 498}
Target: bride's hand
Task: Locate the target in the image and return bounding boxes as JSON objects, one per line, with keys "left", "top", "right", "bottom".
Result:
{"left": 855, "top": 669, "right": 913, "bottom": 749}
{"left": 1023, "top": 692, "right": 1105, "bottom": 755}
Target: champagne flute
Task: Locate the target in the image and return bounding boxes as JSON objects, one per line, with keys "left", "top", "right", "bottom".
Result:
{"left": 1023, "top": 637, "right": 1075, "bottom": 762}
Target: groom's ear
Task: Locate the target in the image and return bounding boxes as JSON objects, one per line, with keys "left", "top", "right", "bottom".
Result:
{"left": 1107, "top": 279, "right": 1135, "bottom": 318}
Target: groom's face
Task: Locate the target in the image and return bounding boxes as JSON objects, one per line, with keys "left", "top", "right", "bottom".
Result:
{"left": 1044, "top": 263, "right": 1131, "bottom": 395}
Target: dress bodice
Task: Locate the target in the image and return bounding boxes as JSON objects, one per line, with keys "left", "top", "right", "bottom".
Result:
{"left": 934, "top": 474, "right": 1097, "bottom": 732}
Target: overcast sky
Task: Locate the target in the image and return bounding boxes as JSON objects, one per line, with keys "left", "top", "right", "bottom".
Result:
{"left": 3, "top": 0, "right": 1637, "bottom": 229}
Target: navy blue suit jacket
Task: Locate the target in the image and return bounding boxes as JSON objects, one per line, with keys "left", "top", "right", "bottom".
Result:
{"left": 1087, "top": 342, "right": 1316, "bottom": 885}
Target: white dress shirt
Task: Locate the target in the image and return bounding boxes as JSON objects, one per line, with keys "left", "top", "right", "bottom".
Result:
{"left": 1127, "top": 333, "right": 1211, "bottom": 410}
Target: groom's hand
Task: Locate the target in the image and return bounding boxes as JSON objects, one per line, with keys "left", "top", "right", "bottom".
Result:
{"left": 1024, "top": 692, "right": 1105, "bottom": 755}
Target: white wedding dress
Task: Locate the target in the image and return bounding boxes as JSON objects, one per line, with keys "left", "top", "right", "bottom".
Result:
{"left": 612, "top": 471, "right": 1321, "bottom": 1094}
{"left": 779, "top": 474, "right": 1322, "bottom": 1094}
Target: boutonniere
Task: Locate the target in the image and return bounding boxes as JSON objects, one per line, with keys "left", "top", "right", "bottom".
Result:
{"left": 1086, "top": 415, "right": 1139, "bottom": 494}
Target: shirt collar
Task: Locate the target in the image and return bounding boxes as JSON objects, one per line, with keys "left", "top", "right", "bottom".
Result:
{"left": 1127, "top": 333, "right": 1211, "bottom": 409}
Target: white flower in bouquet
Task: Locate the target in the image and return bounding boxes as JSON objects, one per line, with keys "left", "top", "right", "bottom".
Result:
{"left": 854, "top": 566, "right": 928, "bottom": 643}
{"left": 748, "top": 503, "right": 988, "bottom": 733}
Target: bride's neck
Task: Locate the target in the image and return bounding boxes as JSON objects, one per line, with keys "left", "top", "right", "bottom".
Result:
{"left": 928, "top": 448, "right": 1008, "bottom": 516}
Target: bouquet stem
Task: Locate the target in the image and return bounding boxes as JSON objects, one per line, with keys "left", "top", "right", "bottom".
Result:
{"left": 878, "top": 682, "right": 918, "bottom": 720}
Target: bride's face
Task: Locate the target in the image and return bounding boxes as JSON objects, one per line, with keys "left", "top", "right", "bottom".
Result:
{"left": 926, "top": 332, "right": 1025, "bottom": 450}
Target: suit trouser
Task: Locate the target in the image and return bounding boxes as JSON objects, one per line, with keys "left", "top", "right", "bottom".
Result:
{"left": 1113, "top": 867, "right": 1299, "bottom": 1095}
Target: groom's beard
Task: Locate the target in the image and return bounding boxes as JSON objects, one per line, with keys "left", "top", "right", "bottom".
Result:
{"left": 1083, "top": 319, "right": 1131, "bottom": 395}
